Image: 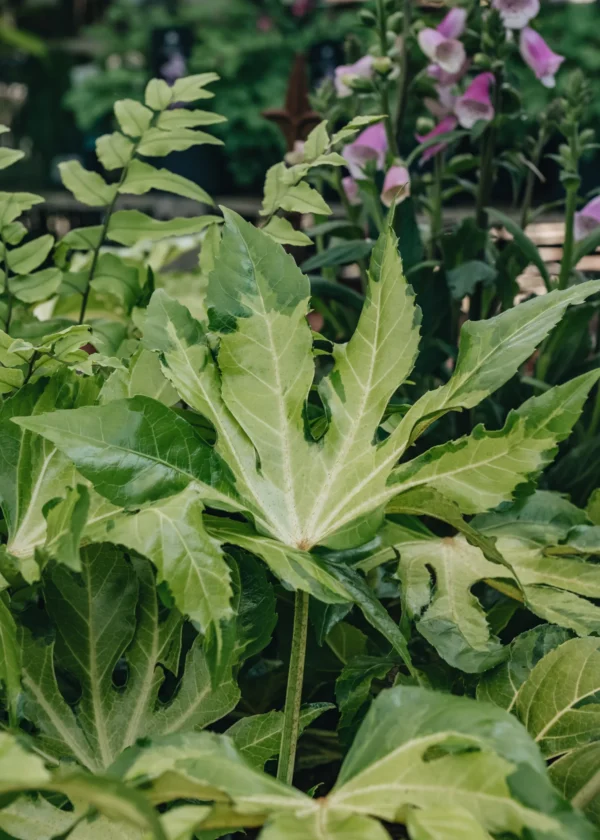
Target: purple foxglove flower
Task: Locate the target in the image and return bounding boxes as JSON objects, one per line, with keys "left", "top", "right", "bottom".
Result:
{"left": 334, "top": 55, "right": 374, "bottom": 98}
{"left": 416, "top": 115, "right": 458, "bottom": 164}
{"left": 437, "top": 7, "right": 467, "bottom": 39}
{"left": 519, "top": 27, "right": 564, "bottom": 88}
{"left": 424, "top": 84, "right": 456, "bottom": 118}
{"left": 574, "top": 196, "right": 600, "bottom": 241}
{"left": 455, "top": 72, "right": 495, "bottom": 128}
{"left": 381, "top": 165, "right": 411, "bottom": 207}
{"left": 427, "top": 60, "right": 470, "bottom": 87}
{"left": 343, "top": 122, "right": 388, "bottom": 179}
{"left": 342, "top": 176, "right": 361, "bottom": 206}
{"left": 492, "top": 0, "right": 539, "bottom": 29}
{"left": 418, "top": 29, "right": 466, "bottom": 75}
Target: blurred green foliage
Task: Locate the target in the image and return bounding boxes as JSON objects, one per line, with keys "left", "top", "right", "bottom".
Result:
{"left": 63, "top": 0, "right": 356, "bottom": 190}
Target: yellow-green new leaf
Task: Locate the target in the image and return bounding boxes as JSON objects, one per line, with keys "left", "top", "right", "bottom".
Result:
{"left": 157, "top": 109, "right": 226, "bottom": 130}
{"left": 6, "top": 233, "right": 53, "bottom": 274}
{"left": 0, "top": 148, "right": 24, "bottom": 169}
{"left": 114, "top": 99, "right": 153, "bottom": 138}
{"left": 171, "top": 73, "right": 218, "bottom": 102}
{"left": 120, "top": 159, "right": 213, "bottom": 204}
{"left": 145, "top": 79, "right": 172, "bottom": 111}
{"left": 13, "top": 267, "right": 62, "bottom": 303}
{"left": 262, "top": 216, "right": 312, "bottom": 246}
{"left": 59, "top": 160, "right": 117, "bottom": 206}
{"left": 96, "top": 132, "right": 134, "bottom": 171}
{"left": 0, "top": 732, "right": 50, "bottom": 792}
{"left": 138, "top": 128, "right": 222, "bottom": 157}
{"left": 108, "top": 210, "right": 221, "bottom": 246}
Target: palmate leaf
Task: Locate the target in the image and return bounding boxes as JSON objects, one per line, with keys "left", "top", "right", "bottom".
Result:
{"left": 0, "top": 732, "right": 166, "bottom": 839}
{"left": 14, "top": 216, "right": 600, "bottom": 619}
{"left": 120, "top": 687, "right": 597, "bottom": 840}
{"left": 380, "top": 491, "right": 600, "bottom": 671}
{"left": 19, "top": 547, "right": 238, "bottom": 772}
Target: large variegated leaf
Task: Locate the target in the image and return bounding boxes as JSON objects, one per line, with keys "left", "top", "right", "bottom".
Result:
{"left": 16, "top": 219, "right": 600, "bottom": 593}
{"left": 19, "top": 548, "right": 238, "bottom": 771}
{"left": 0, "top": 374, "right": 98, "bottom": 579}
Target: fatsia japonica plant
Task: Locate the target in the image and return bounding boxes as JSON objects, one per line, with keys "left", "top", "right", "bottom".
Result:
{"left": 2, "top": 70, "right": 600, "bottom": 840}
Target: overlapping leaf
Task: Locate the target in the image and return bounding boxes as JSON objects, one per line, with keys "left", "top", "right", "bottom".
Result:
{"left": 19, "top": 548, "right": 238, "bottom": 772}
{"left": 379, "top": 491, "right": 600, "bottom": 670}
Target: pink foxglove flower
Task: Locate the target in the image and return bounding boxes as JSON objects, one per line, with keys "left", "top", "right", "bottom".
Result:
{"left": 334, "top": 55, "right": 374, "bottom": 98}
{"left": 437, "top": 7, "right": 467, "bottom": 39}
{"left": 519, "top": 27, "right": 564, "bottom": 88}
{"left": 418, "top": 29, "right": 466, "bottom": 75}
{"left": 427, "top": 60, "right": 470, "bottom": 87}
{"left": 492, "top": 0, "right": 539, "bottom": 29}
{"left": 343, "top": 122, "right": 388, "bottom": 179}
{"left": 342, "top": 176, "right": 361, "bottom": 206}
{"left": 381, "top": 165, "right": 411, "bottom": 207}
{"left": 416, "top": 115, "right": 458, "bottom": 164}
{"left": 455, "top": 72, "right": 495, "bottom": 128}
{"left": 574, "top": 196, "right": 600, "bottom": 241}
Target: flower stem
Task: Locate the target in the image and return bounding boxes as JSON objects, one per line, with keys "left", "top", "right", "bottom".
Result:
{"left": 2, "top": 235, "right": 12, "bottom": 334}
{"left": 375, "top": 0, "right": 399, "bottom": 157}
{"left": 277, "top": 590, "right": 310, "bottom": 786}
{"left": 472, "top": 71, "right": 502, "bottom": 320}
{"left": 519, "top": 125, "right": 547, "bottom": 230}
{"left": 430, "top": 152, "right": 444, "bottom": 256}
{"left": 395, "top": 0, "right": 413, "bottom": 142}
{"left": 558, "top": 182, "right": 578, "bottom": 290}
